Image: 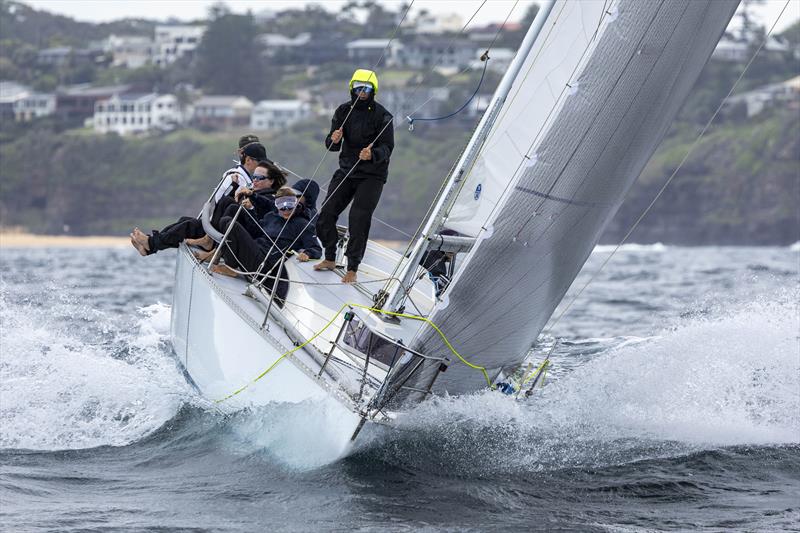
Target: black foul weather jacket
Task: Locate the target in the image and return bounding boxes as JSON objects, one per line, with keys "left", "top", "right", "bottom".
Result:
{"left": 325, "top": 95, "right": 394, "bottom": 182}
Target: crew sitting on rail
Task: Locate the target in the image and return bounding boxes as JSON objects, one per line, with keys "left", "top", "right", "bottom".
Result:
{"left": 129, "top": 142, "right": 272, "bottom": 256}
{"left": 194, "top": 158, "right": 290, "bottom": 249}
{"left": 202, "top": 187, "right": 322, "bottom": 279}
{"left": 213, "top": 133, "right": 260, "bottom": 202}
{"left": 292, "top": 178, "right": 320, "bottom": 224}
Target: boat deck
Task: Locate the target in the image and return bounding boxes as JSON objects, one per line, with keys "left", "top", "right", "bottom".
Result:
{"left": 195, "top": 239, "right": 437, "bottom": 392}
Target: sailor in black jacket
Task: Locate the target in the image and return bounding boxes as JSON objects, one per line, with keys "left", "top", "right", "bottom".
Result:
{"left": 314, "top": 69, "right": 394, "bottom": 284}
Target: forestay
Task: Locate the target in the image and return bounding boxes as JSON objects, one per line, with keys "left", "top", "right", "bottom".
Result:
{"left": 411, "top": 0, "right": 739, "bottom": 393}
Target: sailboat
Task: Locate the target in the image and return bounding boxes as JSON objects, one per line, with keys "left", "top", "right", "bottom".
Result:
{"left": 169, "top": 0, "right": 740, "bottom": 459}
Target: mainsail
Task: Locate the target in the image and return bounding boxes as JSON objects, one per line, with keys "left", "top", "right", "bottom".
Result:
{"left": 408, "top": 0, "right": 739, "bottom": 393}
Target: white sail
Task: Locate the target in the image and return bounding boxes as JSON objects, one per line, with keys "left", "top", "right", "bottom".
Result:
{"left": 443, "top": 0, "right": 608, "bottom": 237}
{"left": 412, "top": 0, "right": 740, "bottom": 393}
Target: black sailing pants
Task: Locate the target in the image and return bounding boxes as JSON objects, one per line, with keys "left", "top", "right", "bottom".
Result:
{"left": 316, "top": 172, "right": 384, "bottom": 272}
{"left": 217, "top": 215, "right": 289, "bottom": 302}
{"left": 148, "top": 197, "right": 239, "bottom": 253}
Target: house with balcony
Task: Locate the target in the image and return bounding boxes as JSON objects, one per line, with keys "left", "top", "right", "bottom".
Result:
{"left": 345, "top": 39, "right": 402, "bottom": 67}
{"left": 93, "top": 93, "right": 182, "bottom": 135}
{"left": 13, "top": 92, "right": 56, "bottom": 122}
{"left": 56, "top": 84, "right": 132, "bottom": 124}
{"left": 107, "top": 35, "right": 153, "bottom": 68}
{"left": 0, "top": 82, "right": 30, "bottom": 122}
{"left": 394, "top": 37, "right": 477, "bottom": 73}
{"left": 153, "top": 25, "right": 206, "bottom": 66}
{"left": 192, "top": 95, "right": 253, "bottom": 129}
{"left": 722, "top": 75, "right": 800, "bottom": 118}
{"left": 250, "top": 100, "right": 312, "bottom": 131}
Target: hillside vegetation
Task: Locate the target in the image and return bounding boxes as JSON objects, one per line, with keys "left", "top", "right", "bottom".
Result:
{"left": 1, "top": 102, "right": 797, "bottom": 244}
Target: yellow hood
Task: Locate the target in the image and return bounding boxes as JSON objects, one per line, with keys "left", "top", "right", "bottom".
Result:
{"left": 349, "top": 69, "right": 379, "bottom": 96}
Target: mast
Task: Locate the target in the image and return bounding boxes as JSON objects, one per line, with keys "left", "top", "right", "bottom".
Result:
{"left": 382, "top": 0, "right": 557, "bottom": 312}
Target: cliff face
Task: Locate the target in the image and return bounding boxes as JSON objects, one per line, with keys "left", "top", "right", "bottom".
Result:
{"left": 601, "top": 110, "right": 800, "bottom": 245}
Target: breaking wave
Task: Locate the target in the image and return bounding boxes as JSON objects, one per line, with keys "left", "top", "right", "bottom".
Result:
{"left": 366, "top": 292, "right": 800, "bottom": 474}
{"left": 0, "top": 286, "right": 193, "bottom": 451}
{"left": 593, "top": 242, "right": 668, "bottom": 253}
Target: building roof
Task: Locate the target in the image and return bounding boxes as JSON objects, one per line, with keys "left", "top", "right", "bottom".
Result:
{"left": 106, "top": 93, "right": 174, "bottom": 103}
{"left": 194, "top": 95, "right": 253, "bottom": 107}
{"left": 0, "top": 81, "right": 30, "bottom": 103}
{"left": 346, "top": 39, "right": 393, "bottom": 49}
{"left": 58, "top": 84, "right": 131, "bottom": 97}
{"left": 38, "top": 46, "right": 73, "bottom": 56}
{"left": 254, "top": 100, "right": 308, "bottom": 110}
{"left": 259, "top": 33, "right": 311, "bottom": 47}
{"left": 404, "top": 37, "right": 476, "bottom": 49}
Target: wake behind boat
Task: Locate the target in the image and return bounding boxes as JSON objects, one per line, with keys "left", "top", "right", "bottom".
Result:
{"left": 166, "top": 0, "right": 740, "bottom": 459}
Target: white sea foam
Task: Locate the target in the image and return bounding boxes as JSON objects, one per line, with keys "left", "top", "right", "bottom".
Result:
{"left": 385, "top": 294, "right": 799, "bottom": 472}
{"left": 0, "top": 293, "right": 191, "bottom": 451}
{"left": 544, "top": 296, "right": 800, "bottom": 446}
{"left": 789, "top": 241, "right": 800, "bottom": 252}
{"left": 593, "top": 242, "right": 668, "bottom": 253}
{"left": 226, "top": 400, "right": 359, "bottom": 470}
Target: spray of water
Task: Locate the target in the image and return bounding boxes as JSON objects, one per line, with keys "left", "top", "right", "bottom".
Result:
{"left": 369, "top": 293, "right": 799, "bottom": 474}
{"left": 0, "top": 288, "right": 193, "bottom": 451}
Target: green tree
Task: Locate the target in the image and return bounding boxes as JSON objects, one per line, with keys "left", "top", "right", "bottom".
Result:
{"left": 193, "top": 9, "right": 267, "bottom": 100}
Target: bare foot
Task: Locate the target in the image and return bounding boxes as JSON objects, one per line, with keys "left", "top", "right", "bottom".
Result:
{"left": 313, "top": 259, "right": 337, "bottom": 271}
{"left": 130, "top": 235, "right": 147, "bottom": 256}
{"left": 130, "top": 227, "right": 150, "bottom": 256}
{"left": 341, "top": 270, "right": 357, "bottom": 284}
{"left": 186, "top": 234, "right": 214, "bottom": 251}
{"left": 210, "top": 264, "right": 238, "bottom": 277}
{"left": 193, "top": 249, "right": 215, "bottom": 263}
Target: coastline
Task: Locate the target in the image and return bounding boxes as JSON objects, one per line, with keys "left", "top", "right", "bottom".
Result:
{"left": 0, "top": 232, "right": 408, "bottom": 251}
{"left": 0, "top": 233, "right": 130, "bottom": 248}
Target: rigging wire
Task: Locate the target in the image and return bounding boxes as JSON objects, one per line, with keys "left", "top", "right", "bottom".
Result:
{"left": 254, "top": 0, "right": 416, "bottom": 266}
{"left": 376, "top": 0, "right": 523, "bottom": 301}
{"left": 255, "top": 0, "right": 496, "bottom": 282}
{"left": 542, "top": 0, "right": 793, "bottom": 336}
{"left": 214, "top": 301, "right": 492, "bottom": 404}
{"left": 405, "top": 0, "right": 519, "bottom": 129}
{"left": 406, "top": 56, "right": 490, "bottom": 130}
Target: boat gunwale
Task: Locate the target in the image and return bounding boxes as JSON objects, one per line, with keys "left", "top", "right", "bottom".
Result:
{"left": 177, "top": 243, "right": 361, "bottom": 412}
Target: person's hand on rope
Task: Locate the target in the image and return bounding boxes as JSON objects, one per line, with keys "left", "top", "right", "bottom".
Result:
{"left": 296, "top": 251, "right": 310, "bottom": 262}
{"left": 235, "top": 187, "right": 253, "bottom": 202}
{"left": 241, "top": 198, "right": 253, "bottom": 209}
{"left": 330, "top": 127, "right": 344, "bottom": 144}
{"left": 359, "top": 144, "right": 373, "bottom": 161}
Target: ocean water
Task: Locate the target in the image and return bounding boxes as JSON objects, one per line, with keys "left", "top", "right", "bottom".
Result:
{"left": 1, "top": 245, "right": 798, "bottom": 532}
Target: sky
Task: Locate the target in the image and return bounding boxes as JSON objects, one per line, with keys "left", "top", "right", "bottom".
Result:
{"left": 20, "top": 0, "right": 800, "bottom": 33}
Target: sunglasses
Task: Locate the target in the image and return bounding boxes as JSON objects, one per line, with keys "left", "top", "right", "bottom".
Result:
{"left": 254, "top": 174, "right": 272, "bottom": 181}
{"left": 278, "top": 205, "right": 296, "bottom": 211}
{"left": 352, "top": 83, "right": 374, "bottom": 93}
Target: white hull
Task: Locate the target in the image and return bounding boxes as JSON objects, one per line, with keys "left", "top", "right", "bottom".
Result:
{"left": 169, "top": 242, "right": 441, "bottom": 459}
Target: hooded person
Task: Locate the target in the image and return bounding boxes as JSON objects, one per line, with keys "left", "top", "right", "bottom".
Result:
{"left": 313, "top": 69, "right": 394, "bottom": 284}
{"left": 292, "top": 178, "right": 320, "bottom": 222}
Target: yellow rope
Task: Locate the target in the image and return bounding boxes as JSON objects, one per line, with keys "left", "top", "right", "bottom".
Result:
{"left": 349, "top": 303, "right": 492, "bottom": 387}
{"left": 214, "top": 302, "right": 491, "bottom": 403}
{"left": 215, "top": 303, "right": 349, "bottom": 403}
{"left": 515, "top": 358, "right": 550, "bottom": 398}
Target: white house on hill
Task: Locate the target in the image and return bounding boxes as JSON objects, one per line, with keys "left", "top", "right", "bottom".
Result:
{"left": 251, "top": 100, "right": 312, "bottom": 131}
{"left": 192, "top": 95, "right": 253, "bottom": 129}
{"left": 153, "top": 25, "right": 205, "bottom": 66}
{"left": 93, "top": 93, "right": 181, "bottom": 135}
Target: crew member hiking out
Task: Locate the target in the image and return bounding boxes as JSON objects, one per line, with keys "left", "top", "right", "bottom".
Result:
{"left": 314, "top": 69, "right": 394, "bottom": 284}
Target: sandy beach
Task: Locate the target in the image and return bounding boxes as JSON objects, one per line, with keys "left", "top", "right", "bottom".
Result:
{"left": 0, "top": 232, "right": 408, "bottom": 251}
{"left": 0, "top": 233, "right": 130, "bottom": 248}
